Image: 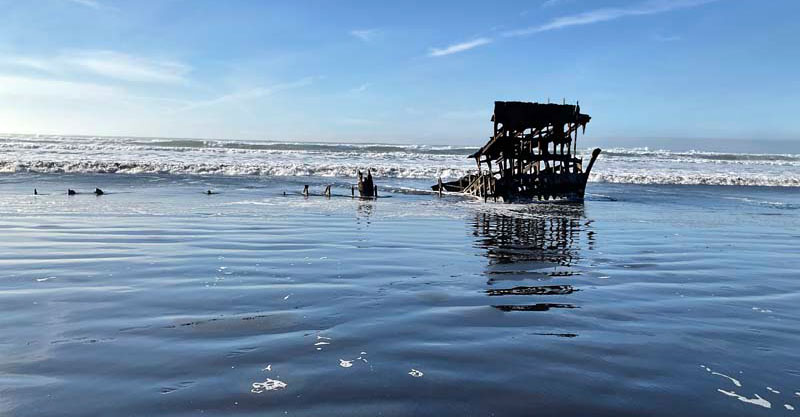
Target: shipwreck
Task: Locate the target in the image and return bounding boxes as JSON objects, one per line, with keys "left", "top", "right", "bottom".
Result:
{"left": 434, "top": 101, "right": 602, "bottom": 202}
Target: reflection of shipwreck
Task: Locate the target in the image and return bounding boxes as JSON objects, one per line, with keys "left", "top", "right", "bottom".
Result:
{"left": 472, "top": 208, "right": 590, "bottom": 317}
{"left": 434, "top": 101, "right": 601, "bottom": 202}
{"left": 473, "top": 209, "right": 584, "bottom": 271}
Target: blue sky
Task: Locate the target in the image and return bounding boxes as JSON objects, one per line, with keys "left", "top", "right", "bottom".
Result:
{"left": 0, "top": 0, "right": 797, "bottom": 145}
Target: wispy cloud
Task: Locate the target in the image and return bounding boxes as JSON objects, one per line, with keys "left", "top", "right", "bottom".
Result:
{"left": 64, "top": 51, "right": 190, "bottom": 83}
{"left": 0, "top": 73, "right": 196, "bottom": 113}
{"left": 2, "top": 57, "right": 52, "bottom": 72}
{"left": 0, "top": 74, "right": 121, "bottom": 102}
{"left": 1, "top": 50, "right": 190, "bottom": 84}
{"left": 442, "top": 109, "right": 490, "bottom": 119}
{"left": 338, "top": 117, "right": 379, "bottom": 126}
{"left": 541, "top": 0, "right": 573, "bottom": 8}
{"left": 350, "top": 83, "right": 371, "bottom": 93}
{"left": 428, "top": 0, "right": 715, "bottom": 58}
{"left": 65, "top": 0, "right": 102, "bottom": 9}
{"left": 177, "top": 77, "right": 316, "bottom": 112}
{"left": 505, "top": 0, "right": 718, "bottom": 36}
{"left": 654, "top": 34, "right": 682, "bottom": 42}
{"left": 429, "top": 37, "right": 492, "bottom": 57}
{"left": 350, "top": 29, "right": 380, "bottom": 42}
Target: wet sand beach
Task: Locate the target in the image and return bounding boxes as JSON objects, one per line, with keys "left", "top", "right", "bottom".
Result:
{"left": 1, "top": 173, "right": 798, "bottom": 416}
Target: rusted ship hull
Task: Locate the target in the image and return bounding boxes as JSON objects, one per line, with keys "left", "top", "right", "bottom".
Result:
{"left": 433, "top": 148, "right": 601, "bottom": 202}
{"left": 432, "top": 101, "right": 601, "bottom": 203}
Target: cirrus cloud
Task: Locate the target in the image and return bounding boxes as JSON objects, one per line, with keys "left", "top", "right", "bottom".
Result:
{"left": 428, "top": 37, "right": 492, "bottom": 57}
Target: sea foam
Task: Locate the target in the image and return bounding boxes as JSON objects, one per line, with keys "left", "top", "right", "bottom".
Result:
{"left": 1, "top": 135, "right": 798, "bottom": 187}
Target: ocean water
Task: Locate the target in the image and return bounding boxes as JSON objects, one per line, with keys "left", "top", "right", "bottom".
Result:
{"left": 1, "top": 135, "right": 799, "bottom": 416}
{"left": 2, "top": 134, "right": 799, "bottom": 186}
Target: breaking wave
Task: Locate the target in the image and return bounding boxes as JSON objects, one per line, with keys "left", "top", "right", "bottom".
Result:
{"left": 1, "top": 135, "right": 799, "bottom": 187}
{"left": 2, "top": 160, "right": 798, "bottom": 187}
{"left": 601, "top": 147, "right": 800, "bottom": 164}
{"left": 1, "top": 135, "right": 479, "bottom": 156}
{"left": 0, "top": 160, "right": 467, "bottom": 179}
{"left": 589, "top": 173, "right": 800, "bottom": 187}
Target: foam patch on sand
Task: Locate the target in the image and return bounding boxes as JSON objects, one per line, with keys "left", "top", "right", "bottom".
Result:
{"left": 251, "top": 379, "right": 287, "bottom": 393}
{"left": 717, "top": 390, "right": 771, "bottom": 409}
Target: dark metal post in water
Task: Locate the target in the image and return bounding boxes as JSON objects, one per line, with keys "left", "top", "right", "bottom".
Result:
{"left": 584, "top": 148, "right": 602, "bottom": 179}
{"left": 357, "top": 169, "right": 377, "bottom": 198}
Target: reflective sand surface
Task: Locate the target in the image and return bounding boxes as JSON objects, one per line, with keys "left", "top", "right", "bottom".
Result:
{"left": 1, "top": 173, "right": 799, "bottom": 416}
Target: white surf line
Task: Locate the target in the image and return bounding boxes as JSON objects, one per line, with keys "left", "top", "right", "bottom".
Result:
{"left": 700, "top": 365, "right": 741, "bottom": 387}
{"left": 767, "top": 386, "right": 780, "bottom": 394}
{"left": 785, "top": 404, "right": 795, "bottom": 411}
{"left": 717, "top": 389, "right": 771, "bottom": 409}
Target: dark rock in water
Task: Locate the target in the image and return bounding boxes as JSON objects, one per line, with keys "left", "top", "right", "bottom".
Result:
{"left": 94, "top": 188, "right": 104, "bottom": 195}
{"left": 68, "top": 189, "right": 77, "bottom": 195}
